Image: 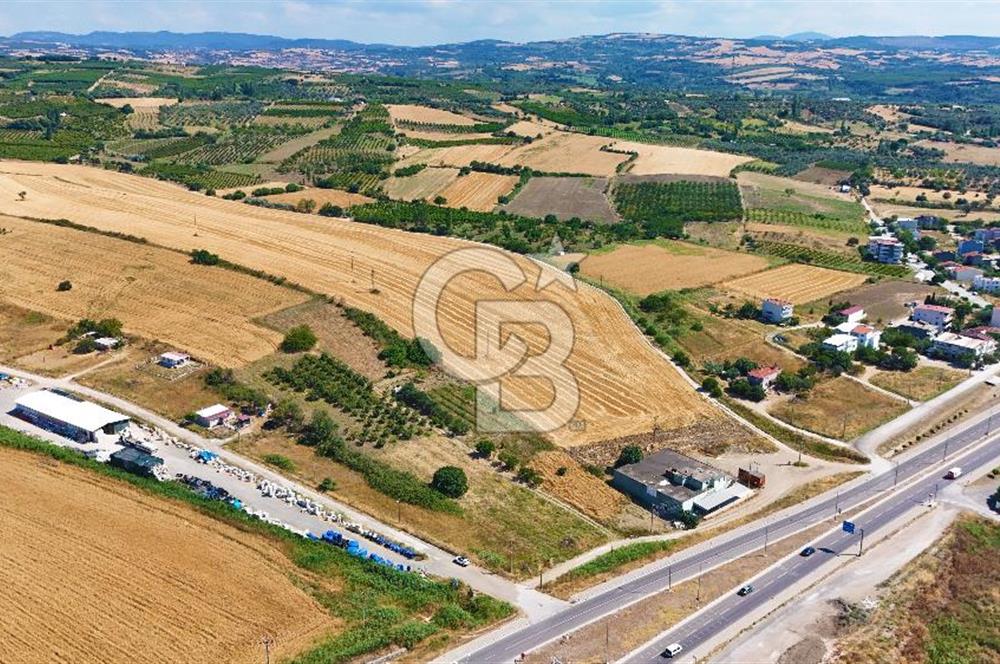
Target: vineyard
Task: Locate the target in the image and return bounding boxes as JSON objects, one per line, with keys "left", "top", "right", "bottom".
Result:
{"left": 266, "top": 353, "right": 430, "bottom": 446}
{"left": 139, "top": 134, "right": 213, "bottom": 160}
{"left": 750, "top": 240, "right": 911, "bottom": 278}
{"left": 141, "top": 162, "right": 261, "bottom": 190}
{"left": 427, "top": 383, "right": 477, "bottom": 433}
{"left": 173, "top": 127, "right": 300, "bottom": 165}
{"left": 611, "top": 180, "right": 742, "bottom": 237}
{"left": 745, "top": 208, "right": 869, "bottom": 234}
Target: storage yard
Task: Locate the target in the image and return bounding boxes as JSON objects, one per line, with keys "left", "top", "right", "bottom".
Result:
{"left": 0, "top": 162, "right": 727, "bottom": 447}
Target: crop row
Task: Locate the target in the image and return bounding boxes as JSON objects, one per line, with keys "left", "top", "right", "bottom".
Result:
{"left": 745, "top": 208, "right": 868, "bottom": 234}
{"left": 751, "top": 240, "right": 911, "bottom": 278}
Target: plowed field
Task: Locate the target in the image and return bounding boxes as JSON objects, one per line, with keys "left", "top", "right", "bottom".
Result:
{"left": 0, "top": 161, "right": 727, "bottom": 446}
{"left": 0, "top": 446, "right": 336, "bottom": 664}
{"left": 0, "top": 213, "right": 306, "bottom": 365}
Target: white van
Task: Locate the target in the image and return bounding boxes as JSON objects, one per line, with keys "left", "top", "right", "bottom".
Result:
{"left": 945, "top": 467, "right": 963, "bottom": 480}
{"left": 662, "top": 643, "right": 683, "bottom": 658}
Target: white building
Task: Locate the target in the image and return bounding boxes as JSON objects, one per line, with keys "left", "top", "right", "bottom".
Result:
{"left": 13, "top": 390, "right": 130, "bottom": 443}
{"left": 761, "top": 298, "right": 793, "bottom": 324}
{"left": 94, "top": 337, "right": 120, "bottom": 351}
{"left": 158, "top": 352, "right": 191, "bottom": 368}
{"left": 851, "top": 324, "right": 881, "bottom": 349}
{"left": 839, "top": 305, "right": 866, "bottom": 324}
{"left": 823, "top": 333, "right": 859, "bottom": 353}
{"left": 868, "top": 236, "right": 904, "bottom": 264}
{"left": 194, "top": 404, "right": 232, "bottom": 428}
{"left": 912, "top": 304, "right": 955, "bottom": 331}
{"left": 931, "top": 332, "right": 996, "bottom": 360}
{"left": 973, "top": 275, "right": 1000, "bottom": 294}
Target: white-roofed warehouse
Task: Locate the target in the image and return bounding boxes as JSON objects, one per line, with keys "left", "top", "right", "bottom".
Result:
{"left": 13, "top": 390, "right": 130, "bottom": 443}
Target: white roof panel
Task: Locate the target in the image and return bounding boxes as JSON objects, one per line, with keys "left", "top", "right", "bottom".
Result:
{"left": 196, "top": 404, "right": 231, "bottom": 418}
{"left": 15, "top": 390, "right": 129, "bottom": 432}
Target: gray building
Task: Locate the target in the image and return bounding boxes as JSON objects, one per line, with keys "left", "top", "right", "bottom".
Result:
{"left": 611, "top": 449, "right": 748, "bottom": 516}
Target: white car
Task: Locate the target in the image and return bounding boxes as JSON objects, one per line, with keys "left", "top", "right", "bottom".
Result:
{"left": 453, "top": 556, "right": 470, "bottom": 567}
{"left": 662, "top": 643, "right": 683, "bottom": 658}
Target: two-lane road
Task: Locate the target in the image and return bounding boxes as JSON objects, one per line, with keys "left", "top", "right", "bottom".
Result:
{"left": 459, "top": 411, "right": 999, "bottom": 663}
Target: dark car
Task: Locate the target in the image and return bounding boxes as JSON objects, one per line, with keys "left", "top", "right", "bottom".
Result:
{"left": 800, "top": 546, "right": 816, "bottom": 557}
{"left": 737, "top": 584, "right": 755, "bottom": 596}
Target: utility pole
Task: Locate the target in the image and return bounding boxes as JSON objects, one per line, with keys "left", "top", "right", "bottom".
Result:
{"left": 605, "top": 620, "right": 610, "bottom": 664}
{"left": 696, "top": 561, "right": 703, "bottom": 603}
{"left": 893, "top": 461, "right": 899, "bottom": 487}
{"left": 261, "top": 634, "right": 274, "bottom": 664}
{"left": 763, "top": 523, "right": 769, "bottom": 556}
{"left": 667, "top": 564, "right": 672, "bottom": 591}
{"left": 942, "top": 439, "right": 949, "bottom": 461}
{"left": 857, "top": 528, "right": 865, "bottom": 557}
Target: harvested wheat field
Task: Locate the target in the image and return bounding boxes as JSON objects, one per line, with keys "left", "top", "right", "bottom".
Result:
{"left": 0, "top": 161, "right": 729, "bottom": 447}
{"left": 0, "top": 446, "right": 336, "bottom": 664}
{"left": 398, "top": 143, "right": 517, "bottom": 169}
{"left": 500, "top": 131, "right": 628, "bottom": 176}
{"left": 720, "top": 264, "right": 867, "bottom": 304}
{"left": 99, "top": 96, "right": 177, "bottom": 131}
{"left": 611, "top": 141, "right": 752, "bottom": 176}
{"left": 383, "top": 166, "right": 459, "bottom": 201}
{"left": 263, "top": 187, "right": 373, "bottom": 208}
{"left": 436, "top": 171, "right": 517, "bottom": 211}
{"left": 0, "top": 214, "right": 307, "bottom": 365}
{"left": 580, "top": 242, "right": 771, "bottom": 295}
{"left": 387, "top": 104, "right": 477, "bottom": 126}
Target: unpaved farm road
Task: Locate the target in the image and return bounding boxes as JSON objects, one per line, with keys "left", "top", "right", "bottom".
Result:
{"left": 0, "top": 364, "right": 564, "bottom": 621}
{"left": 448, "top": 407, "right": 1000, "bottom": 664}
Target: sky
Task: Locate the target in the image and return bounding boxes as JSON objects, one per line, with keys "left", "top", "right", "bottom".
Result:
{"left": 3, "top": 1, "right": 999, "bottom": 46}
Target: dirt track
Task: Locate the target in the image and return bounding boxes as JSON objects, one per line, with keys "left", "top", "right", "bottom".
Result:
{"left": 0, "top": 161, "right": 726, "bottom": 446}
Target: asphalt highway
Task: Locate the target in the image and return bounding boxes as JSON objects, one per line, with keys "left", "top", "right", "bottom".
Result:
{"left": 461, "top": 411, "right": 999, "bottom": 664}
{"left": 627, "top": 432, "right": 1000, "bottom": 662}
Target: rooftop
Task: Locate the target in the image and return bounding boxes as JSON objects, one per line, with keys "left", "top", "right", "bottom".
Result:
{"left": 748, "top": 366, "right": 781, "bottom": 379}
{"left": 15, "top": 390, "right": 129, "bottom": 433}
{"left": 160, "top": 352, "right": 190, "bottom": 361}
{"left": 915, "top": 304, "right": 955, "bottom": 315}
{"left": 763, "top": 297, "right": 792, "bottom": 306}
{"left": 196, "top": 404, "right": 231, "bottom": 418}
{"left": 823, "top": 333, "right": 856, "bottom": 346}
{"left": 840, "top": 305, "right": 864, "bottom": 315}
{"left": 853, "top": 324, "right": 875, "bottom": 334}
{"left": 616, "top": 448, "right": 729, "bottom": 501}
{"left": 935, "top": 332, "right": 991, "bottom": 350}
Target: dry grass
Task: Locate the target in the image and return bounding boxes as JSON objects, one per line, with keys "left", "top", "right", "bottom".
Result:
{"left": 0, "top": 214, "right": 307, "bottom": 366}
{"left": 0, "top": 304, "right": 66, "bottom": 364}
{"left": 263, "top": 187, "right": 373, "bottom": 208}
{"left": 397, "top": 143, "right": 516, "bottom": 169}
{"left": 256, "top": 126, "right": 338, "bottom": 163}
{"left": 383, "top": 166, "right": 459, "bottom": 201}
{"left": 915, "top": 139, "right": 1000, "bottom": 167}
{"left": 677, "top": 311, "right": 805, "bottom": 373}
{"left": 720, "top": 264, "right": 867, "bottom": 305}
{"left": 869, "top": 366, "right": 966, "bottom": 402}
{"left": 0, "top": 162, "right": 727, "bottom": 447}
{"left": 500, "top": 131, "right": 629, "bottom": 176}
{"left": 435, "top": 171, "right": 517, "bottom": 211}
{"left": 870, "top": 184, "right": 996, "bottom": 208}
{"left": 827, "top": 279, "right": 941, "bottom": 324}
{"left": 387, "top": 104, "right": 477, "bottom": 125}
{"left": 0, "top": 446, "right": 337, "bottom": 664}
{"left": 611, "top": 141, "right": 752, "bottom": 176}
{"left": 770, "top": 376, "right": 909, "bottom": 440}
{"left": 580, "top": 241, "right": 771, "bottom": 295}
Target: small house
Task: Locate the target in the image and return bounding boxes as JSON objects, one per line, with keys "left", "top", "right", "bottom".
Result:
{"left": 973, "top": 275, "right": 1000, "bottom": 294}
{"left": 931, "top": 332, "right": 996, "bottom": 360}
{"left": 839, "top": 305, "right": 866, "bottom": 324}
{"left": 194, "top": 404, "right": 232, "bottom": 428}
{"left": 822, "top": 333, "right": 859, "bottom": 353}
{"left": 747, "top": 366, "right": 781, "bottom": 390}
{"left": 158, "top": 352, "right": 191, "bottom": 368}
{"left": 94, "top": 337, "right": 120, "bottom": 351}
{"left": 761, "top": 298, "right": 793, "bottom": 324}
{"left": 947, "top": 265, "right": 984, "bottom": 282}
{"left": 850, "top": 324, "right": 881, "bottom": 349}
{"left": 912, "top": 304, "right": 954, "bottom": 330}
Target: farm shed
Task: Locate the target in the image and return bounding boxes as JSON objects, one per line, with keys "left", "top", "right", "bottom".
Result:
{"left": 195, "top": 404, "right": 232, "bottom": 428}
{"left": 13, "top": 390, "right": 130, "bottom": 443}
{"left": 611, "top": 449, "right": 741, "bottom": 516}
{"left": 94, "top": 337, "right": 120, "bottom": 351}
{"left": 109, "top": 446, "right": 163, "bottom": 478}
{"left": 159, "top": 352, "right": 191, "bottom": 368}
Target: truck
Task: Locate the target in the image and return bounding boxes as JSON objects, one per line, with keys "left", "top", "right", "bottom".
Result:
{"left": 945, "top": 467, "right": 963, "bottom": 480}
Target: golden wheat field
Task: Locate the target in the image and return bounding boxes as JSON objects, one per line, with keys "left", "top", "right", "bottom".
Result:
{"left": 0, "top": 446, "right": 336, "bottom": 664}
{"left": 0, "top": 214, "right": 306, "bottom": 365}
{"left": 499, "top": 131, "right": 628, "bottom": 176}
{"left": 436, "top": 171, "right": 518, "bottom": 211}
{"left": 387, "top": 103, "right": 477, "bottom": 125}
{"left": 720, "top": 264, "right": 867, "bottom": 304}
{"left": 263, "top": 187, "right": 373, "bottom": 208}
{"left": 612, "top": 141, "right": 754, "bottom": 176}
{"left": 383, "top": 166, "right": 460, "bottom": 201}
{"left": 0, "top": 161, "right": 725, "bottom": 446}
{"left": 580, "top": 242, "right": 771, "bottom": 295}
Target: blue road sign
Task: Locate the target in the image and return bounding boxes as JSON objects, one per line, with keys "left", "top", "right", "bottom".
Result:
{"left": 842, "top": 520, "right": 856, "bottom": 534}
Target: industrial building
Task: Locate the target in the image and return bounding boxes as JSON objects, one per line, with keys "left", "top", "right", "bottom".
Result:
{"left": 612, "top": 449, "right": 750, "bottom": 517}
{"left": 13, "top": 390, "right": 130, "bottom": 443}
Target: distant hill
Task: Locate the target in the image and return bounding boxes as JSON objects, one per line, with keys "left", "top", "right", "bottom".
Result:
{"left": 784, "top": 32, "right": 833, "bottom": 42}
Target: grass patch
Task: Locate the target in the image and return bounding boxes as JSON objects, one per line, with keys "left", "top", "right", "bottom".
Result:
{"left": 769, "top": 376, "right": 910, "bottom": 441}
{"left": 869, "top": 366, "right": 965, "bottom": 401}
{"left": 263, "top": 453, "right": 297, "bottom": 472}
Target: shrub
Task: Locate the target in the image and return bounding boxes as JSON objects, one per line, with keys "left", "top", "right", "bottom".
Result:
{"left": 516, "top": 466, "right": 542, "bottom": 487}
{"left": 702, "top": 376, "right": 724, "bottom": 398}
{"left": 190, "top": 248, "right": 220, "bottom": 265}
{"left": 263, "top": 453, "right": 296, "bottom": 472}
{"left": 281, "top": 324, "right": 318, "bottom": 353}
{"left": 56, "top": 280, "right": 72, "bottom": 292}
{"left": 431, "top": 466, "right": 468, "bottom": 498}
{"left": 498, "top": 450, "right": 518, "bottom": 471}
{"left": 475, "top": 439, "right": 495, "bottom": 458}
{"left": 317, "top": 477, "right": 336, "bottom": 492}
{"left": 73, "top": 337, "right": 98, "bottom": 354}
{"left": 615, "top": 445, "right": 643, "bottom": 468}
{"left": 319, "top": 202, "right": 344, "bottom": 217}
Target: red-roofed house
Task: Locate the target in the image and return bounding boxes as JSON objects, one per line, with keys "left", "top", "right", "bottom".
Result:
{"left": 839, "top": 305, "right": 865, "bottom": 324}
{"left": 912, "top": 304, "right": 954, "bottom": 330}
{"left": 747, "top": 366, "right": 782, "bottom": 390}
{"left": 851, "top": 324, "right": 881, "bottom": 349}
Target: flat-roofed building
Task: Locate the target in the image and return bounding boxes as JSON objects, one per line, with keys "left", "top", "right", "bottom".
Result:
{"left": 13, "top": 390, "right": 130, "bottom": 443}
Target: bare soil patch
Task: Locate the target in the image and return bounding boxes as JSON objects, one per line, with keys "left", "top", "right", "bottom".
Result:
{"left": 915, "top": 139, "right": 1000, "bottom": 166}
{"left": 829, "top": 279, "right": 942, "bottom": 324}
{"left": 502, "top": 175, "right": 617, "bottom": 223}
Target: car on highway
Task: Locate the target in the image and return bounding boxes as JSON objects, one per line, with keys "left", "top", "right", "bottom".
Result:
{"left": 661, "top": 643, "right": 683, "bottom": 658}
{"left": 800, "top": 546, "right": 816, "bottom": 557}
{"left": 453, "top": 555, "right": 470, "bottom": 567}
{"left": 737, "top": 584, "right": 755, "bottom": 596}
{"left": 945, "top": 467, "right": 963, "bottom": 480}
